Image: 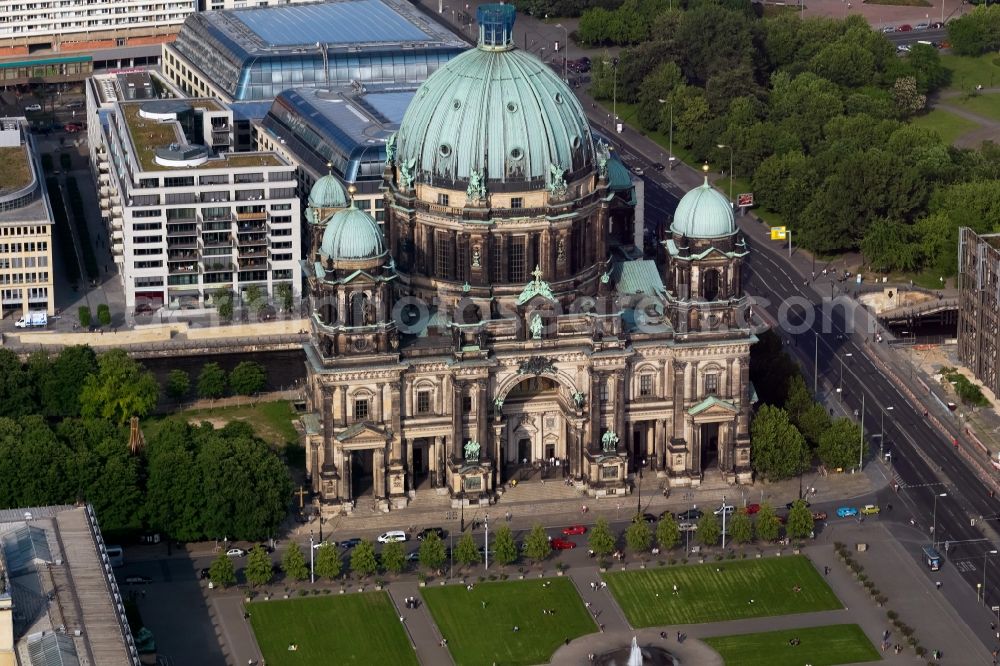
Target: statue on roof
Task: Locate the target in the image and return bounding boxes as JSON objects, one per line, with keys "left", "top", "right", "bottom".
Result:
{"left": 399, "top": 158, "right": 416, "bottom": 190}
{"left": 547, "top": 162, "right": 567, "bottom": 198}
{"left": 516, "top": 265, "right": 556, "bottom": 305}
{"left": 384, "top": 132, "right": 397, "bottom": 167}
{"left": 467, "top": 169, "right": 487, "bottom": 203}
{"left": 596, "top": 141, "right": 611, "bottom": 180}
{"left": 601, "top": 430, "right": 619, "bottom": 453}
{"left": 464, "top": 440, "right": 481, "bottom": 462}
{"left": 572, "top": 391, "right": 585, "bottom": 410}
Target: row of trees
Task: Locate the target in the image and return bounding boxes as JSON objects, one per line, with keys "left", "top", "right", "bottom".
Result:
{"left": 165, "top": 361, "right": 268, "bottom": 401}
{"left": 510, "top": 0, "right": 623, "bottom": 19}
{"left": 947, "top": 5, "right": 1000, "bottom": 56}
{"left": 213, "top": 284, "right": 294, "bottom": 322}
{"left": 588, "top": 6, "right": 1000, "bottom": 273}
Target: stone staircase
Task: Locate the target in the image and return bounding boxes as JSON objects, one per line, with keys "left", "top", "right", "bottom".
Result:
{"left": 495, "top": 479, "right": 584, "bottom": 506}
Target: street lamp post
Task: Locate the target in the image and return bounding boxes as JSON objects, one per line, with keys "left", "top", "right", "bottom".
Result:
{"left": 813, "top": 333, "right": 818, "bottom": 393}
{"left": 859, "top": 392, "right": 865, "bottom": 470}
{"left": 984, "top": 550, "right": 998, "bottom": 603}
{"left": 658, "top": 99, "right": 673, "bottom": 165}
{"left": 309, "top": 530, "right": 315, "bottom": 583}
{"left": 716, "top": 143, "right": 734, "bottom": 205}
{"left": 932, "top": 492, "right": 947, "bottom": 549}
{"left": 880, "top": 406, "right": 894, "bottom": 459}
{"left": 839, "top": 352, "right": 853, "bottom": 396}
{"left": 721, "top": 495, "right": 728, "bottom": 550}
{"left": 612, "top": 58, "right": 619, "bottom": 133}
{"left": 484, "top": 513, "right": 490, "bottom": 572}
{"left": 555, "top": 23, "right": 568, "bottom": 81}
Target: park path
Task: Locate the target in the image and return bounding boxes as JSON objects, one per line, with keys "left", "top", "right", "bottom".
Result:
{"left": 387, "top": 581, "right": 455, "bottom": 666}
{"left": 933, "top": 102, "right": 1000, "bottom": 148}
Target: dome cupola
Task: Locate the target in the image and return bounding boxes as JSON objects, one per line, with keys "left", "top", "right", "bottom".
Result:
{"left": 670, "top": 169, "right": 736, "bottom": 239}
{"left": 320, "top": 207, "right": 387, "bottom": 264}
{"left": 309, "top": 173, "right": 349, "bottom": 210}
{"left": 395, "top": 4, "right": 594, "bottom": 188}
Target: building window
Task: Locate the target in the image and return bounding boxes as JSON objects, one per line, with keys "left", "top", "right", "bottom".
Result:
{"left": 435, "top": 234, "right": 453, "bottom": 280}
{"left": 437, "top": 193, "right": 449, "bottom": 206}
{"left": 705, "top": 373, "right": 719, "bottom": 396}
{"left": 639, "top": 374, "right": 653, "bottom": 397}
{"left": 354, "top": 398, "right": 370, "bottom": 421}
{"left": 510, "top": 197, "right": 523, "bottom": 209}
{"left": 417, "top": 390, "right": 431, "bottom": 415}
{"left": 599, "top": 381, "right": 609, "bottom": 403}
{"left": 508, "top": 237, "right": 526, "bottom": 283}
{"left": 462, "top": 395, "right": 473, "bottom": 413}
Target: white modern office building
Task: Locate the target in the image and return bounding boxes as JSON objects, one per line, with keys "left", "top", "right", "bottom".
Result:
{"left": 94, "top": 96, "right": 301, "bottom": 311}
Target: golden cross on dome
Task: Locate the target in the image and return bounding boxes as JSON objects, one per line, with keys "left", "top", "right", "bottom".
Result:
{"left": 532, "top": 265, "right": 543, "bottom": 283}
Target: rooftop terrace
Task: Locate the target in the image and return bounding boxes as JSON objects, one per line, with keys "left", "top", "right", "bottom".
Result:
{"left": 0, "top": 145, "right": 32, "bottom": 194}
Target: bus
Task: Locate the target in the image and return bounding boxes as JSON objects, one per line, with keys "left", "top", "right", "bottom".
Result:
{"left": 922, "top": 545, "right": 941, "bottom": 571}
{"left": 106, "top": 545, "right": 124, "bottom": 568}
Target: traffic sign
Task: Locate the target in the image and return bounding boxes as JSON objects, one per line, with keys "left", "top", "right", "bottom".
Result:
{"left": 770, "top": 226, "right": 787, "bottom": 241}
{"left": 737, "top": 192, "right": 754, "bottom": 207}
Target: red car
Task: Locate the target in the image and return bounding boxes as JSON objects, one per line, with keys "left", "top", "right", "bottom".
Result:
{"left": 896, "top": 24, "right": 912, "bottom": 31}
{"left": 64, "top": 123, "right": 81, "bottom": 133}
{"left": 746, "top": 503, "right": 761, "bottom": 515}
{"left": 551, "top": 538, "right": 577, "bottom": 550}
{"left": 562, "top": 525, "right": 587, "bottom": 536}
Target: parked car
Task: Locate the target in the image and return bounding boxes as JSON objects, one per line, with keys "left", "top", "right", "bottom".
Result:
{"left": 652, "top": 162, "right": 665, "bottom": 171}
{"left": 896, "top": 24, "right": 913, "bottom": 32}
{"left": 562, "top": 525, "right": 587, "bottom": 535}
{"left": 931, "top": 21, "right": 944, "bottom": 28}
{"left": 256, "top": 543, "right": 274, "bottom": 553}
{"left": 416, "top": 527, "right": 446, "bottom": 541}
{"left": 632, "top": 166, "right": 645, "bottom": 176}
{"left": 678, "top": 521, "right": 698, "bottom": 532}
{"left": 124, "top": 575, "right": 152, "bottom": 584}
{"left": 786, "top": 500, "right": 810, "bottom": 510}
{"left": 550, "top": 537, "right": 577, "bottom": 550}
{"left": 64, "top": 123, "right": 81, "bottom": 133}
{"left": 881, "top": 25, "right": 896, "bottom": 33}
{"left": 377, "top": 530, "right": 407, "bottom": 544}
{"left": 812, "top": 511, "right": 828, "bottom": 521}
{"left": 24, "top": 104, "right": 42, "bottom": 112}
{"left": 634, "top": 513, "right": 657, "bottom": 524}
{"left": 226, "top": 548, "right": 246, "bottom": 557}
{"left": 861, "top": 504, "right": 880, "bottom": 515}
{"left": 677, "top": 508, "right": 703, "bottom": 521}
{"left": 914, "top": 22, "right": 929, "bottom": 29}
{"left": 312, "top": 540, "right": 335, "bottom": 550}
{"left": 339, "top": 538, "right": 361, "bottom": 549}
{"left": 746, "top": 503, "right": 761, "bottom": 515}
{"left": 897, "top": 44, "right": 912, "bottom": 53}
{"left": 714, "top": 504, "right": 735, "bottom": 516}
{"left": 659, "top": 509, "right": 675, "bottom": 520}
{"left": 836, "top": 507, "right": 858, "bottom": 518}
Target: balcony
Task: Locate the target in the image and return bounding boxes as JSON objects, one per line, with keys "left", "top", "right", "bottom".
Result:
{"left": 238, "top": 247, "right": 268, "bottom": 259}
{"left": 167, "top": 249, "right": 198, "bottom": 262}
{"left": 236, "top": 211, "right": 266, "bottom": 222}
{"left": 237, "top": 258, "right": 267, "bottom": 270}
{"left": 166, "top": 225, "right": 198, "bottom": 238}
{"left": 201, "top": 259, "right": 234, "bottom": 273}
{"left": 237, "top": 233, "right": 268, "bottom": 246}
{"left": 167, "top": 238, "right": 198, "bottom": 250}
{"left": 167, "top": 262, "right": 199, "bottom": 275}
{"left": 201, "top": 234, "right": 233, "bottom": 249}
{"left": 236, "top": 222, "right": 267, "bottom": 234}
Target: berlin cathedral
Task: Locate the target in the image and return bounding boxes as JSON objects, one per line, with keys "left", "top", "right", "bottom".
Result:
{"left": 301, "top": 4, "right": 756, "bottom": 512}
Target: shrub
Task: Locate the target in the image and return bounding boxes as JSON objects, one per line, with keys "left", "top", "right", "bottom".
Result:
{"left": 97, "top": 303, "right": 111, "bottom": 327}
{"left": 78, "top": 306, "right": 91, "bottom": 328}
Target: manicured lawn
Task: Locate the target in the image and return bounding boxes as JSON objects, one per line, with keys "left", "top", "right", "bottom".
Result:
{"left": 941, "top": 53, "right": 1000, "bottom": 93}
{"left": 603, "top": 556, "right": 842, "bottom": 627}
{"left": 947, "top": 93, "right": 1000, "bottom": 123}
{"left": 145, "top": 400, "right": 300, "bottom": 446}
{"left": 422, "top": 578, "right": 595, "bottom": 666}
{"left": 247, "top": 592, "right": 418, "bottom": 666}
{"left": 704, "top": 623, "right": 881, "bottom": 666}
{"left": 910, "top": 108, "right": 979, "bottom": 145}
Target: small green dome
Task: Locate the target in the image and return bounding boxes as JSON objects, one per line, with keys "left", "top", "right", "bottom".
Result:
{"left": 309, "top": 174, "right": 348, "bottom": 210}
{"left": 670, "top": 180, "right": 736, "bottom": 239}
{"left": 320, "top": 207, "right": 386, "bottom": 262}
{"left": 396, "top": 6, "right": 593, "bottom": 186}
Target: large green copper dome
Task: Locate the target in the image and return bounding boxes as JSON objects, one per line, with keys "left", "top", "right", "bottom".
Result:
{"left": 670, "top": 179, "right": 736, "bottom": 239}
{"left": 396, "top": 4, "right": 594, "bottom": 186}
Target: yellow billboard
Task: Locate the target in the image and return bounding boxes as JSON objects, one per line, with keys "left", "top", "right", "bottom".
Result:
{"left": 770, "top": 226, "right": 787, "bottom": 240}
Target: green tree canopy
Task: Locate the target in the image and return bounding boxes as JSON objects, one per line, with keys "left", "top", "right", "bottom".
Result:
{"left": 492, "top": 525, "right": 518, "bottom": 567}
{"left": 817, "top": 417, "right": 864, "bottom": 470}
{"left": 656, "top": 513, "right": 680, "bottom": 551}
{"left": 454, "top": 532, "right": 481, "bottom": 567}
{"left": 524, "top": 524, "right": 552, "bottom": 563}
{"left": 419, "top": 532, "right": 447, "bottom": 572}
{"left": 947, "top": 5, "right": 1000, "bottom": 56}
{"left": 754, "top": 503, "right": 781, "bottom": 543}
{"left": 750, "top": 405, "right": 809, "bottom": 480}
{"left": 350, "top": 540, "right": 379, "bottom": 577}
{"left": 229, "top": 361, "right": 266, "bottom": 396}
{"left": 245, "top": 545, "right": 274, "bottom": 588}
{"left": 381, "top": 541, "right": 405, "bottom": 575}
{"left": 281, "top": 542, "right": 309, "bottom": 581}
{"left": 729, "top": 509, "right": 753, "bottom": 545}
{"left": 197, "top": 363, "right": 227, "bottom": 399}
{"left": 696, "top": 512, "right": 721, "bottom": 547}
{"left": 210, "top": 552, "right": 236, "bottom": 588}
{"left": 786, "top": 499, "right": 815, "bottom": 539}
{"left": 165, "top": 369, "right": 191, "bottom": 400}
{"left": 314, "top": 542, "right": 343, "bottom": 580}
{"left": 799, "top": 402, "right": 833, "bottom": 448}
{"left": 38, "top": 346, "right": 97, "bottom": 417}
{"left": 588, "top": 517, "right": 618, "bottom": 557}
{"left": 79, "top": 350, "right": 159, "bottom": 423}
{"left": 625, "top": 520, "right": 652, "bottom": 554}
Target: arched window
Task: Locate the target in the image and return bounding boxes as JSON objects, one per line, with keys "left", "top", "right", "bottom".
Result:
{"left": 702, "top": 269, "right": 720, "bottom": 301}
{"left": 350, "top": 292, "right": 369, "bottom": 326}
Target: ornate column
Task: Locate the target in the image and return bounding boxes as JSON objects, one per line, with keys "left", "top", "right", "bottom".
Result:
{"left": 614, "top": 370, "right": 626, "bottom": 450}
{"left": 654, "top": 418, "right": 665, "bottom": 471}
{"left": 339, "top": 387, "right": 348, "bottom": 428}
{"left": 588, "top": 371, "right": 601, "bottom": 451}
{"left": 374, "top": 448, "right": 385, "bottom": 498}
{"left": 452, "top": 380, "right": 464, "bottom": 460}
{"left": 342, "top": 450, "right": 352, "bottom": 503}
{"left": 404, "top": 438, "right": 413, "bottom": 489}
{"left": 322, "top": 386, "right": 334, "bottom": 464}
{"left": 567, "top": 422, "right": 581, "bottom": 479}
{"left": 477, "top": 382, "right": 488, "bottom": 459}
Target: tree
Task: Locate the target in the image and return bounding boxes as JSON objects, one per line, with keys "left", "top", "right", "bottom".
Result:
{"left": 947, "top": 5, "right": 1000, "bottom": 56}
{"left": 215, "top": 288, "right": 234, "bottom": 321}
{"left": 755, "top": 503, "right": 781, "bottom": 543}
{"left": 78, "top": 306, "right": 91, "bottom": 328}
{"left": 197, "top": 363, "right": 227, "bottom": 399}
{"left": 454, "top": 532, "right": 481, "bottom": 567}
{"left": 750, "top": 405, "right": 809, "bottom": 481}
{"left": 588, "top": 517, "right": 617, "bottom": 558}
{"left": 244, "top": 545, "right": 274, "bottom": 588}
{"left": 524, "top": 523, "right": 552, "bottom": 564}
{"left": 784, "top": 374, "right": 813, "bottom": 426}
{"left": 165, "top": 369, "right": 190, "bottom": 400}
{"left": 97, "top": 303, "right": 112, "bottom": 327}
{"left": 730, "top": 509, "right": 753, "bottom": 545}
{"left": 229, "top": 361, "right": 266, "bottom": 396}
{"left": 79, "top": 349, "right": 159, "bottom": 423}
{"left": 275, "top": 283, "right": 294, "bottom": 313}
{"left": 281, "top": 542, "right": 309, "bottom": 582}
{"left": 418, "top": 532, "right": 447, "bottom": 572}
{"left": 381, "top": 541, "right": 405, "bottom": 575}
{"left": 696, "top": 512, "right": 721, "bottom": 547}
{"left": 799, "top": 402, "right": 832, "bottom": 449}
{"left": 891, "top": 76, "right": 926, "bottom": 117}
{"left": 786, "top": 499, "right": 815, "bottom": 539}
{"left": 817, "top": 417, "right": 864, "bottom": 470}
{"left": 243, "top": 285, "right": 265, "bottom": 317}
{"left": 209, "top": 552, "right": 236, "bottom": 588}
{"left": 350, "top": 540, "right": 379, "bottom": 577}
{"left": 656, "top": 514, "right": 680, "bottom": 551}
{"left": 314, "top": 542, "right": 343, "bottom": 580}
{"left": 143, "top": 419, "right": 202, "bottom": 541}
{"left": 492, "top": 525, "right": 518, "bottom": 567}
{"left": 38, "top": 346, "right": 97, "bottom": 418}
{"left": 0, "top": 349, "right": 37, "bottom": 417}
{"left": 625, "top": 520, "right": 652, "bottom": 555}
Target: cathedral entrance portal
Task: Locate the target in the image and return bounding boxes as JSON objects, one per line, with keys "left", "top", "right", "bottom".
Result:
{"left": 411, "top": 439, "right": 431, "bottom": 490}
{"left": 517, "top": 438, "right": 531, "bottom": 465}
{"left": 700, "top": 422, "right": 720, "bottom": 470}
{"left": 351, "top": 449, "right": 375, "bottom": 498}
{"left": 501, "top": 375, "right": 570, "bottom": 482}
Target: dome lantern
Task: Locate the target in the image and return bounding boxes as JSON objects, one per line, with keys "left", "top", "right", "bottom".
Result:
{"left": 478, "top": 4, "right": 515, "bottom": 51}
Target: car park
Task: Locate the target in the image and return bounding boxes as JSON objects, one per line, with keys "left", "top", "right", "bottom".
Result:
{"left": 377, "top": 530, "right": 407, "bottom": 543}
{"left": 226, "top": 548, "right": 246, "bottom": 557}
{"left": 417, "top": 527, "right": 446, "bottom": 540}
{"left": 550, "top": 537, "right": 577, "bottom": 550}
{"left": 836, "top": 507, "right": 858, "bottom": 518}
{"left": 677, "top": 508, "right": 703, "bottom": 521}
{"left": 562, "top": 525, "right": 587, "bottom": 535}
{"left": 861, "top": 504, "right": 880, "bottom": 515}
{"left": 124, "top": 575, "right": 152, "bottom": 584}
{"left": 746, "top": 503, "right": 761, "bottom": 514}
{"left": 24, "top": 104, "right": 41, "bottom": 112}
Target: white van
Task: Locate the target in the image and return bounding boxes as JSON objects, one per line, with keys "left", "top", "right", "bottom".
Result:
{"left": 377, "top": 530, "right": 407, "bottom": 543}
{"left": 15, "top": 312, "right": 47, "bottom": 328}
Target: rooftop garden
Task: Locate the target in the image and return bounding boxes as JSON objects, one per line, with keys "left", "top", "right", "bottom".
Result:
{"left": 0, "top": 145, "right": 32, "bottom": 194}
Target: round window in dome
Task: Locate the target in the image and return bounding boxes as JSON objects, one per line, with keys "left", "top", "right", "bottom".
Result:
{"left": 452, "top": 99, "right": 462, "bottom": 110}
{"left": 439, "top": 144, "right": 452, "bottom": 158}
{"left": 506, "top": 102, "right": 518, "bottom": 113}
{"left": 572, "top": 136, "right": 581, "bottom": 149}
{"left": 554, "top": 92, "right": 564, "bottom": 104}
{"left": 509, "top": 147, "right": 523, "bottom": 161}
